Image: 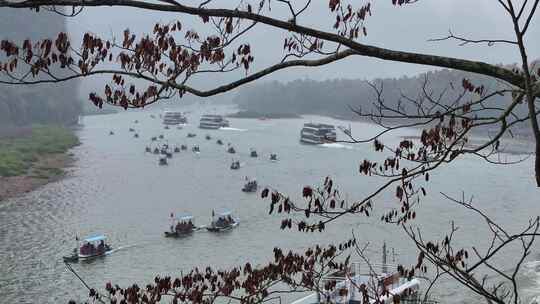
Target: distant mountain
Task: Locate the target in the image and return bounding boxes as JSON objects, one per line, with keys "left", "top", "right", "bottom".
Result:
{"left": 232, "top": 67, "right": 534, "bottom": 135}
{"left": 0, "top": 8, "right": 82, "bottom": 127}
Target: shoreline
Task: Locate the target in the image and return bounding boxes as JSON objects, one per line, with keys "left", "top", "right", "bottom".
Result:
{"left": 0, "top": 125, "right": 79, "bottom": 202}
{"left": 0, "top": 152, "right": 75, "bottom": 202}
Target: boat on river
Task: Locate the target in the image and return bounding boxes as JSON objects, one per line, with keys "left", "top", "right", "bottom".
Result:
{"left": 290, "top": 243, "right": 430, "bottom": 304}
{"left": 206, "top": 210, "right": 239, "bottom": 232}
{"left": 300, "top": 123, "right": 337, "bottom": 144}
{"left": 159, "top": 156, "right": 168, "bottom": 165}
{"left": 230, "top": 160, "right": 240, "bottom": 170}
{"left": 164, "top": 214, "right": 199, "bottom": 237}
{"left": 199, "top": 114, "right": 230, "bottom": 129}
{"left": 216, "top": 139, "right": 224, "bottom": 145}
{"left": 192, "top": 145, "right": 200, "bottom": 153}
{"left": 63, "top": 235, "right": 113, "bottom": 262}
{"left": 250, "top": 149, "right": 258, "bottom": 158}
{"left": 227, "top": 146, "right": 236, "bottom": 154}
{"left": 270, "top": 153, "right": 278, "bottom": 161}
{"left": 163, "top": 111, "right": 187, "bottom": 125}
{"left": 242, "top": 179, "right": 258, "bottom": 193}
{"left": 187, "top": 133, "right": 197, "bottom": 138}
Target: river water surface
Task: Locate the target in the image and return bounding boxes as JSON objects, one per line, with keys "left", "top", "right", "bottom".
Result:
{"left": 1, "top": 105, "right": 539, "bottom": 304}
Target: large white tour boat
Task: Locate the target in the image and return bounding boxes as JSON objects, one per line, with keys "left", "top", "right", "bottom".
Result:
{"left": 199, "top": 115, "right": 230, "bottom": 129}
{"left": 300, "top": 123, "right": 337, "bottom": 144}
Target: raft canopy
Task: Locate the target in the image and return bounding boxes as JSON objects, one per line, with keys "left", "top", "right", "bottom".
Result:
{"left": 84, "top": 235, "right": 106, "bottom": 243}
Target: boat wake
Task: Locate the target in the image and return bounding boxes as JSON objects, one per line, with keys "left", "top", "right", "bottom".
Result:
{"left": 107, "top": 243, "right": 139, "bottom": 255}
{"left": 219, "top": 127, "right": 248, "bottom": 132}
{"left": 319, "top": 143, "right": 354, "bottom": 150}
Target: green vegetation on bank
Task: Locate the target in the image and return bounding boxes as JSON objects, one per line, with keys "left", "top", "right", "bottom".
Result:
{"left": 0, "top": 126, "right": 79, "bottom": 177}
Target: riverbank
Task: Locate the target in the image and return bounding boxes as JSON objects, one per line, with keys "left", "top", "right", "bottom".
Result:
{"left": 0, "top": 125, "right": 79, "bottom": 201}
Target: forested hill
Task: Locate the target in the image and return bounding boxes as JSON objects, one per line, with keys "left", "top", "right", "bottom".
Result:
{"left": 0, "top": 9, "right": 82, "bottom": 127}
{"left": 232, "top": 68, "right": 530, "bottom": 125}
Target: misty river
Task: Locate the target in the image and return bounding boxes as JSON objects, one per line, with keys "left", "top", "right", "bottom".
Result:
{"left": 1, "top": 105, "right": 539, "bottom": 304}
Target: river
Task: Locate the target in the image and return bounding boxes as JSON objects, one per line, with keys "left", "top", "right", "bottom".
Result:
{"left": 1, "top": 105, "right": 539, "bottom": 304}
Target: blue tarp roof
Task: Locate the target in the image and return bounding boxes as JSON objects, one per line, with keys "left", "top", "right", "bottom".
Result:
{"left": 174, "top": 215, "right": 193, "bottom": 221}
{"left": 84, "top": 235, "right": 106, "bottom": 242}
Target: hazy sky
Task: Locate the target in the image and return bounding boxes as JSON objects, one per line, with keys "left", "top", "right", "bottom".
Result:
{"left": 65, "top": 0, "right": 540, "bottom": 101}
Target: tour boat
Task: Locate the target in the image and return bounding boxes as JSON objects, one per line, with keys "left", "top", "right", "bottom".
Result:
{"left": 162, "top": 111, "right": 187, "bottom": 125}
{"left": 164, "top": 214, "right": 199, "bottom": 237}
{"left": 290, "top": 244, "right": 428, "bottom": 304}
{"left": 63, "top": 235, "right": 113, "bottom": 262}
{"left": 230, "top": 160, "right": 240, "bottom": 170}
{"left": 242, "top": 179, "right": 258, "bottom": 193}
{"left": 206, "top": 210, "right": 239, "bottom": 232}
{"left": 300, "top": 123, "right": 337, "bottom": 144}
{"left": 199, "top": 114, "right": 230, "bottom": 129}
{"left": 250, "top": 149, "right": 258, "bottom": 158}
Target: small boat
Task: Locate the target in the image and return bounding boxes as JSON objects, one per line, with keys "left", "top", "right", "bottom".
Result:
{"left": 164, "top": 214, "right": 199, "bottom": 237}
{"left": 129, "top": 128, "right": 135, "bottom": 132}
{"left": 230, "top": 160, "right": 240, "bottom": 170}
{"left": 166, "top": 151, "right": 173, "bottom": 158}
{"left": 290, "top": 243, "right": 427, "bottom": 304}
{"left": 187, "top": 133, "right": 196, "bottom": 138}
{"left": 153, "top": 148, "right": 160, "bottom": 154}
{"left": 174, "top": 146, "right": 180, "bottom": 153}
{"left": 109, "top": 131, "right": 114, "bottom": 135}
{"left": 159, "top": 134, "right": 164, "bottom": 139}
{"left": 205, "top": 134, "right": 211, "bottom": 140}
{"left": 216, "top": 139, "right": 224, "bottom": 145}
{"left": 145, "top": 146, "right": 151, "bottom": 153}
{"left": 206, "top": 210, "right": 239, "bottom": 232}
{"left": 180, "top": 144, "right": 188, "bottom": 151}
{"left": 134, "top": 133, "right": 139, "bottom": 138}
{"left": 250, "top": 149, "right": 258, "bottom": 158}
{"left": 134, "top": 120, "right": 139, "bottom": 124}
{"left": 242, "top": 179, "right": 258, "bottom": 193}
{"left": 68, "top": 235, "right": 113, "bottom": 261}
{"left": 151, "top": 136, "right": 157, "bottom": 141}
{"left": 159, "top": 157, "right": 168, "bottom": 165}
{"left": 150, "top": 114, "right": 156, "bottom": 118}
{"left": 192, "top": 145, "right": 200, "bottom": 153}
{"left": 227, "top": 146, "right": 236, "bottom": 154}
{"left": 164, "top": 125, "right": 170, "bottom": 130}
{"left": 160, "top": 148, "right": 168, "bottom": 155}
{"left": 270, "top": 153, "right": 278, "bottom": 161}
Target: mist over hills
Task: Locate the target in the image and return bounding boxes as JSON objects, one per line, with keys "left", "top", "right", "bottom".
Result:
{"left": 232, "top": 67, "right": 534, "bottom": 136}
{"left": 0, "top": 9, "right": 82, "bottom": 127}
